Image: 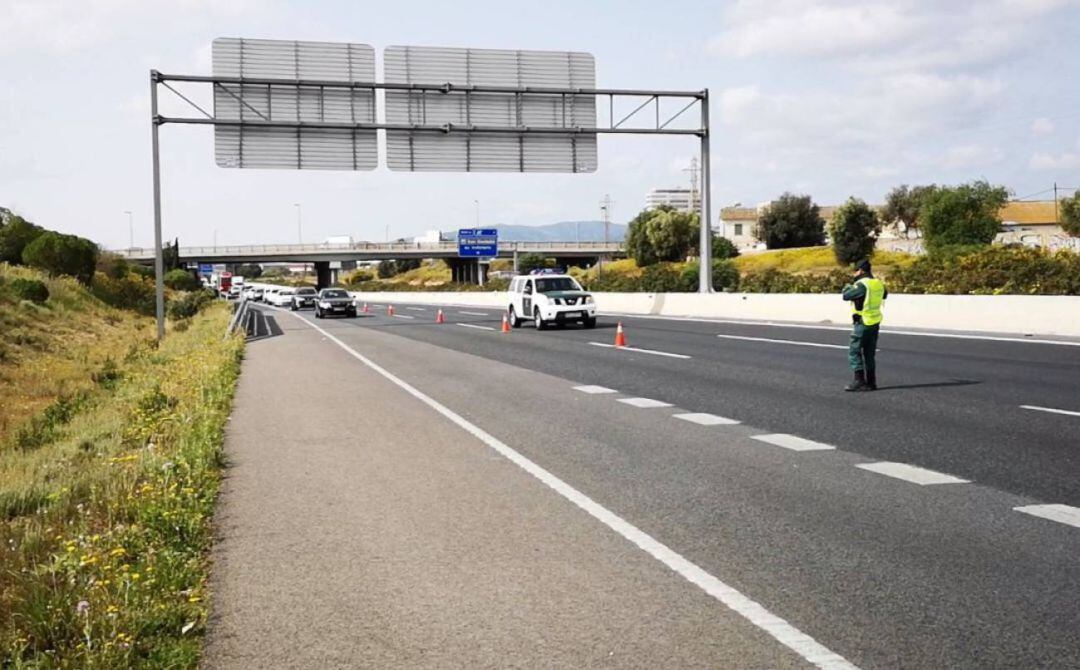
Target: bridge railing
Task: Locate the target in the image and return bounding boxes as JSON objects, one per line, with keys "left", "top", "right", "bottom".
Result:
{"left": 114, "top": 240, "right": 624, "bottom": 259}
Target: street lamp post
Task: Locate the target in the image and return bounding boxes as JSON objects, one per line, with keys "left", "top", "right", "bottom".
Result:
{"left": 124, "top": 210, "right": 133, "bottom": 249}
{"left": 474, "top": 199, "right": 480, "bottom": 227}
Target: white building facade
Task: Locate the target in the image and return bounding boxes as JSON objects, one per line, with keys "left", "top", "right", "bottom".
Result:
{"left": 645, "top": 188, "right": 701, "bottom": 213}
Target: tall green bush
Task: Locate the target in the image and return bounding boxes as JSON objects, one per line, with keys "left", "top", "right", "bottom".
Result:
{"left": 712, "top": 236, "right": 740, "bottom": 259}
{"left": 1060, "top": 189, "right": 1080, "bottom": 238}
{"left": 22, "top": 231, "right": 99, "bottom": 285}
{"left": 164, "top": 268, "right": 201, "bottom": 291}
{"left": 828, "top": 198, "right": 881, "bottom": 264}
{"left": 0, "top": 213, "right": 45, "bottom": 265}
{"left": 91, "top": 271, "right": 156, "bottom": 315}
{"left": 626, "top": 206, "right": 700, "bottom": 265}
{"left": 920, "top": 181, "right": 1009, "bottom": 251}
{"left": 754, "top": 193, "right": 826, "bottom": 249}
{"left": 890, "top": 246, "right": 1080, "bottom": 295}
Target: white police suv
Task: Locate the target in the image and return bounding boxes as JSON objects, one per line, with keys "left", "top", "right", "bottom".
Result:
{"left": 507, "top": 271, "right": 597, "bottom": 330}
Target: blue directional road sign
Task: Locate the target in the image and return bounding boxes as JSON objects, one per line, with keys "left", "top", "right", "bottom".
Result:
{"left": 458, "top": 228, "right": 498, "bottom": 257}
{"left": 198, "top": 263, "right": 214, "bottom": 276}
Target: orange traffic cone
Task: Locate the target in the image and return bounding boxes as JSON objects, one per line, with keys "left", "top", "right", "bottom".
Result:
{"left": 362, "top": 303, "right": 369, "bottom": 313}
{"left": 436, "top": 309, "right": 445, "bottom": 324}
{"left": 614, "top": 322, "right": 627, "bottom": 347}
{"left": 387, "top": 305, "right": 394, "bottom": 316}
{"left": 501, "top": 314, "right": 511, "bottom": 333}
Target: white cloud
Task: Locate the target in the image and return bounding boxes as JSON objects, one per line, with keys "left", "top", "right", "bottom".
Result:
{"left": 941, "top": 144, "right": 1004, "bottom": 169}
{"left": 1031, "top": 117, "right": 1055, "bottom": 135}
{"left": 1029, "top": 151, "right": 1080, "bottom": 170}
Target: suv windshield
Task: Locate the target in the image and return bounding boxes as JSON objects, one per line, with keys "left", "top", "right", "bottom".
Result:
{"left": 535, "top": 277, "right": 580, "bottom": 293}
{"left": 296, "top": 288, "right": 317, "bottom": 295}
{"left": 321, "top": 290, "right": 348, "bottom": 299}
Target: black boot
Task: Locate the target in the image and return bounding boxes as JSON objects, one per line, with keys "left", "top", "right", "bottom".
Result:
{"left": 866, "top": 370, "right": 877, "bottom": 391}
{"left": 845, "top": 370, "right": 868, "bottom": 392}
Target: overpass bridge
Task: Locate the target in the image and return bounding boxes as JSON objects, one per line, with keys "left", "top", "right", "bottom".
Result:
{"left": 116, "top": 241, "right": 626, "bottom": 286}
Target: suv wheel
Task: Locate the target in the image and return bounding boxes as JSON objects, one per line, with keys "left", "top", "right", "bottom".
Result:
{"left": 290, "top": 301, "right": 298, "bottom": 311}
{"left": 508, "top": 306, "right": 521, "bottom": 328}
{"left": 583, "top": 316, "right": 597, "bottom": 329}
{"left": 534, "top": 308, "right": 547, "bottom": 331}
{"left": 315, "top": 307, "right": 323, "bottom": 319}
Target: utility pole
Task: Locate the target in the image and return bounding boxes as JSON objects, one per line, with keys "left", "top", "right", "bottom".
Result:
{"left": 124, "top": 210, "right": 134, "bottom": 249}
{"left": 294, "top": 203, "right": 302, "bottom": 244}
{"left": 599, "top": 194, "right": 613, "bottom": 277}
{"left": 474, "top": 199, "right": 480, "bottom": 227}
{"left": 1054, "top": 182, "right": 1059, "bottom": 223}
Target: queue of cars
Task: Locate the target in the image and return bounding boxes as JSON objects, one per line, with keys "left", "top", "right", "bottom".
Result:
{"left": 236, "top": 269, "right": 598, "bottom": 329}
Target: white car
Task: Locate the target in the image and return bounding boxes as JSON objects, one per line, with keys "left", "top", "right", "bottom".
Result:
{"left": 507, "top": 272, "right": 597, "bottom": 330}
{"left": 267, "top": 287, "right": 296, "bottom": 307}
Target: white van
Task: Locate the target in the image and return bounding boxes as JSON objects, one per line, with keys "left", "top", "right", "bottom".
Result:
{"left": 507, "top": 273, "right": 597, "bottom": 330}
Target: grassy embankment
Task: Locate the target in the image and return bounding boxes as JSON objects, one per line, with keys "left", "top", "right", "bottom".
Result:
{"left": 1, "top": 264, "right": 243, "bottom": 667}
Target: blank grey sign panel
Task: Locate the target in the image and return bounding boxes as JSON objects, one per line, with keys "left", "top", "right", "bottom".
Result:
{"left": 212, "top": 38, "right": 377, "bottom": 170}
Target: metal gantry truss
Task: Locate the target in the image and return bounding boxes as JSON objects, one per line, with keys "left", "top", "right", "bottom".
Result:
{"left": 149, "top": 69, "right": 713, "bottom": 338}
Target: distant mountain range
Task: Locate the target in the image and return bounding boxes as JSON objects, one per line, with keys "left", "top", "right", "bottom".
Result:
{"left": 444, "top": 221, "right": 627, "bottom": 243}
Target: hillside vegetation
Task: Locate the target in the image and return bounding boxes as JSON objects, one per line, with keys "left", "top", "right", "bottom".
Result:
{"left": 0, "top": 264, "right": 153, "bottom": 438}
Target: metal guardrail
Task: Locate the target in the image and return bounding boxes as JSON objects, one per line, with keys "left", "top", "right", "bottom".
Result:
{"left": 225, "top": 298, "right": 250, "bottom": 340}
{"left": 115, "top": 240, "right": 625, "bottom": 259}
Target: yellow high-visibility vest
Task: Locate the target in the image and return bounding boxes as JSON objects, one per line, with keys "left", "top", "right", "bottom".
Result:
{"left": 852, "top": 277, "right": 885, "bottom": 326}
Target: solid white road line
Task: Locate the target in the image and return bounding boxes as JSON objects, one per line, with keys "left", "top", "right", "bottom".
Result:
{"left": 856, "top": 462, "right": 970, "bottom": 486}
{"left": 752, "top": 434, "right": 836, "bottom": 452}
{"left": 617, "top": 397, "right": 674, "bottom": 409}
{"left": 460, "top": 311, "right": 491, "bottom": 316}
{"left": 716, "top": 334, "right": 848, "bottom": 350}
{"left": 406, "top": 306, "right": 427, "bottom": 311}
{"left": 391, "top": 314, "right": 416, "bottom": 320}
{"left": 289, "top": 311, "right": 858, "bottom": 670}
{"left": 588, "top": 342, "right": 691, "bottom": 359}
{"left": 1020, "top": 404, "right": 1080, "bottom": 418}
{"left": 457, "top": 323, "right": 496, "bottom": 331}
{"left": 573, "top": 385, "right": 618, "bottom": 394}
{"left": 1013, "top": 504, "right": 1080, "bottom": 529}
{"left": 601, "top": 313, "right": 1080, "bottom": 347}
{"left": 673, "top": 413, "right": 741, "bottom": 426}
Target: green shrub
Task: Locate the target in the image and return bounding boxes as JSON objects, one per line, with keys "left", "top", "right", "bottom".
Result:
{"left": 92, "top": 271, "right": 156, "bottom": 315}
{"left": 0, "top": 213, "right": 45, "bottom": 265}
{"left": 679, "top": 259, "right": 741, "bottom": 292}
{"left": 21, "top": 231, "right": 99, "bottom": 285}
{"left": 890, "top": 246, "right": 1080, "bottom": 295}
{"left": 920, "top": 180, "right": 1009, "bottom": 252}
{"left": 639, "top": 263, "right": 688, "bottom": 292}
{"left": 163, "top": 268, "right": 201, "bottom": 291}
{"left": 712, "top": 236, "right": 740, "bottom": 259}
{"left": 828, "top": 197, "right": 881, "bottom": 264}
{"left": 167, "top": 290, "right": 215, "bottom": 320}
{"left": 740, "top": 268, "right": 848, "bottom": 293}
{"left": 10, "top": 278, "right": 49, "bottom": 304}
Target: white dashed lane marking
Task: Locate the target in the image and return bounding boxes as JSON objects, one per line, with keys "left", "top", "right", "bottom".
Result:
{"left": 617, "top": 397, "right": 674, "bottom": 409}
{"left": 589, "top": 342, "right": 691, "bottom": 359}
{"left": 406, "top": 306, "right": 427, "bottom": 311}
{"left": 457, "top": 323, "right": 495, "bottom": 331}
{"left": 673, "top": 413, "right": 740, "bottom": 426}
{"left": 752, "top": 434, "right": 836, "bottom": 452}
{"left": 573, "top": 385, "right": 618, "bottom": 394}
{"left": 391, "top": 314, "right": 415, "bottom": 320}
{"left": 1014, "top": 504, "right": 1080, "bottom": 529}
{"left": 1020, "top": 404, "right": 1080, "bottom": 418}
{"left": 716, "top": 334, "right": 848, "bottom": 350}
{"left": 460, "top": 311, "right": 490, "bottom": 316}
{"left": 856, "top": 462, "right": 970, "bottom": 486}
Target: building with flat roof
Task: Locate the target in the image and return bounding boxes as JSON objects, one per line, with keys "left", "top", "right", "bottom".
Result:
{"left": 645, "top": 188, "right": 701, "bottom": 213}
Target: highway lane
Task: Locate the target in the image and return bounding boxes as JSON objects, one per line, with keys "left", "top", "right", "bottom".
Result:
{"left": 320, "top": 302, "right": 1080, "bottom": 506}
{"left": 259, "top": 305, "right": 1080, "bottom": 668}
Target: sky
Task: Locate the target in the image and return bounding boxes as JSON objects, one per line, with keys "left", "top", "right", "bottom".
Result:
{"left": 2, "top": 0, "right": 1079, "bottom": 249}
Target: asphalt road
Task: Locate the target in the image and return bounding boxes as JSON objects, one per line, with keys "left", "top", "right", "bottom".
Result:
{"left": 208, "top": 302, "right": 1080, "bottom": 668}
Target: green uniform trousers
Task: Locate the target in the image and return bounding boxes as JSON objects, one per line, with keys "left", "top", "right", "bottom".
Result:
{"left": 849, "top": 321, "right": 879, "bottom": 373}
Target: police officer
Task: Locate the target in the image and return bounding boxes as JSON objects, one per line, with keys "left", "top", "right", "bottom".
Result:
{"left": 842, "top": 258, "right": 887, "bottom": 392}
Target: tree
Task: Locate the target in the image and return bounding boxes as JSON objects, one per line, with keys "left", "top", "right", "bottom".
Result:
{"left": 920, "top": 180, "right": 1010, "bottom": 252}
{"left": 517, "top": 253, "right": 548, "bottom": 274}
{"left": 1060, "top": 189, "right": 1080, "bottom": 238}
{"left": 0, "top": 212, "right": 44, "bottom": 265}
{"left": 376, "top": 260, "right": 398, "bottom": 278}
{"left": 754, "top": 193, "right": 826, "bottom": 249}
{"left": 21, "top": 232, "right": 99, "bottom": 284}
{"left": 828, "top": 198, "right": 881, "bottom": 264}
{"left": 712, "top": 235, "right": 740, "bottom": 259}
{"left": 163, "top": 268, "right": 201, "bottom": 291}
{"left": 236, "top": 263, "right": 263, "bottom": 279}
{"left": 882, "top": 185, "right": 937, "bottom": 238}
{"left": 396, "top": 258, "right": 422, "bottom": 273}
{"left": 625, "top": 205, "right": 700, "bottom": 266}
{"left": 162, "top": 238, "right": 181, "bottom": 272}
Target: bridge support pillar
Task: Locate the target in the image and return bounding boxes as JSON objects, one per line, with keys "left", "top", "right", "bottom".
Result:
{"left": 315, "top": 262, "right": 333, "bottom": 290}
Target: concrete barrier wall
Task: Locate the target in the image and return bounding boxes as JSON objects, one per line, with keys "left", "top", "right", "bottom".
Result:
{"left": 350, "top": 291, "right": 1080, "bottom": 338}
